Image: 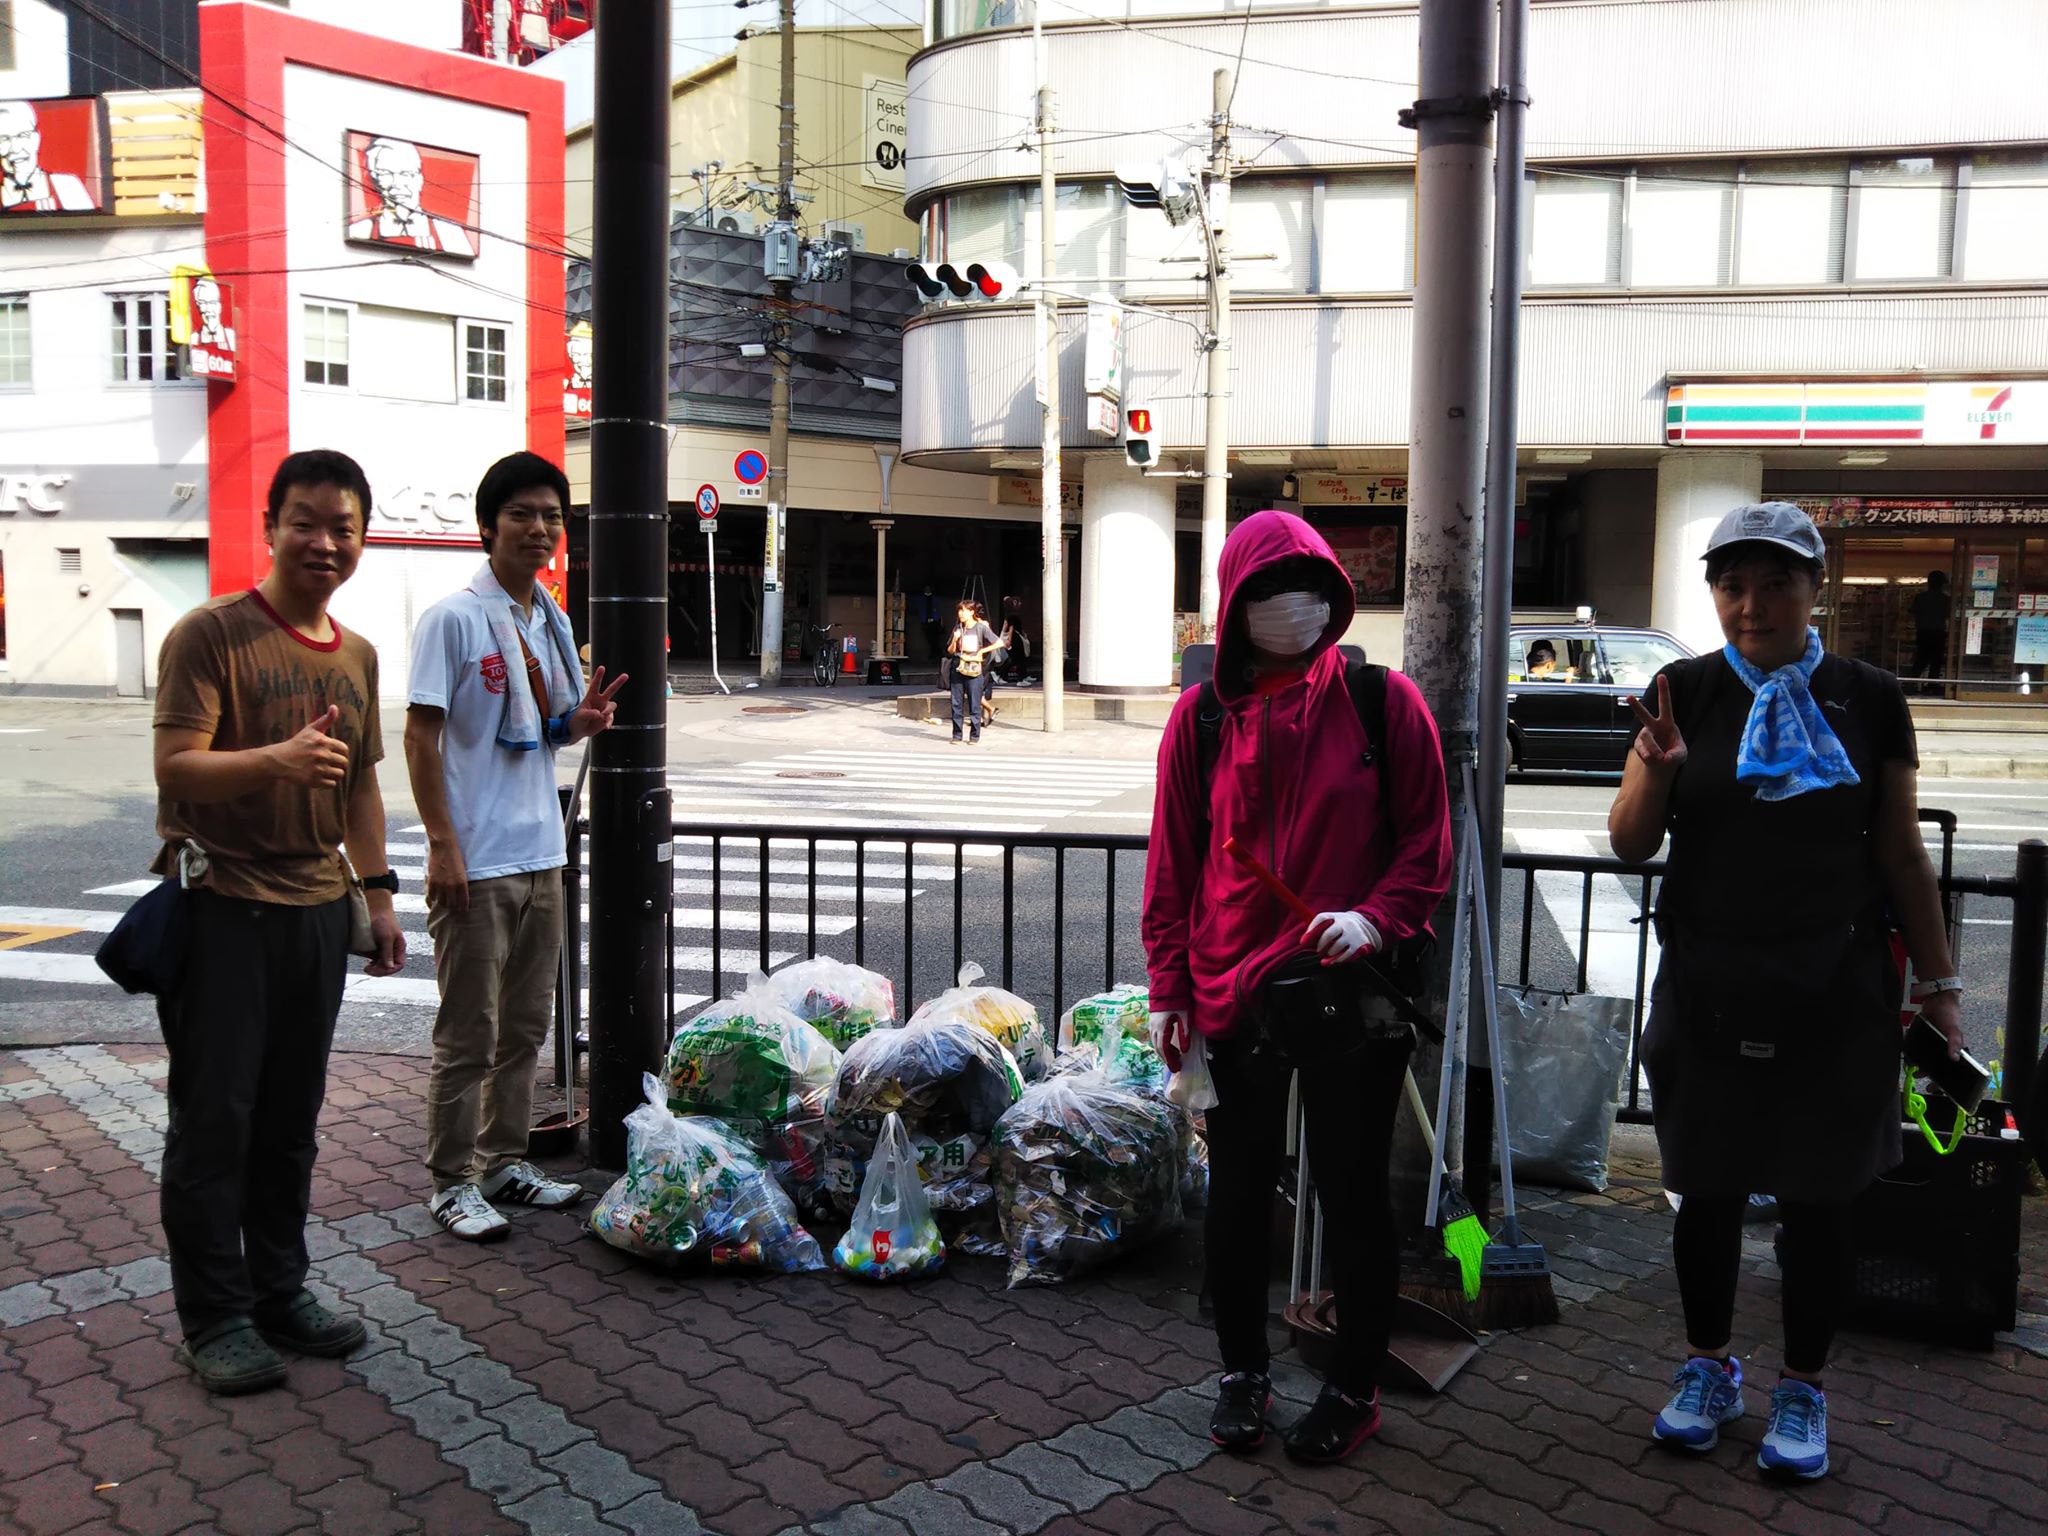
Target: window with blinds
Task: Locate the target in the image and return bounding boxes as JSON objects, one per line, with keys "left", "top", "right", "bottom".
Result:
{"left": 1528, "top": 173, "right": 1623, "bottom": 286}
{"left": 1734, "top": 160, "right": 1849, "bottom": 286}
{"left": 1320, "top": 176, "right": 1413, "bottom": 292}
{"left": 1961, "top": 150, "right": 2048, "bottom": 282}
{"left": 1852, "top": 156, "right": 1956, "bottom": 281}
{"left": 1629, "top": 167, "right": 1735, "bottom": 287}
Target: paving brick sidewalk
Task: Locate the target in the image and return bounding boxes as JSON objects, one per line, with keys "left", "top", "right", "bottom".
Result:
{"left": 3, "top": 1043, "right": 2045, "bottom": 1536}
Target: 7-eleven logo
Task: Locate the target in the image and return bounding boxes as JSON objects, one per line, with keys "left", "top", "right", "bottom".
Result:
{"left": 1969, "top": 384, "right": 2016, "bottom": 440}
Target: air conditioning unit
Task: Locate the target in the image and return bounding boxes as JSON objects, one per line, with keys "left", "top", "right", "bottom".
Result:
{"left": 714, "top": 209, "right": 756, "bottom": 236}
{"left": 822, "top": 220, "right": 866, "bottom": 252}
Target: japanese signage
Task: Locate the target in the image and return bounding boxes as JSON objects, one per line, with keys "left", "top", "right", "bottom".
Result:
{"left": 1299, "top": 474, "right": 1408, "bottom": 507}
{"left": 996, "top": 477, "right": 1084, "bottom": 514}
{"left": 564, "top": 321, "right": 592, "bottom": 419}
{"left": 343, "top": 131, "right": 480, "bottom": 260}
{"left": 1667, "top": 380, "right": 2048, "bottom": 447}
{"left": 1084, "top": 294, "right": 1125, "bottom": 440}
{"left": 1802, "top": 497, "right": 2048, "bottom": 529}
{"left": 0, "top": 97, "right": 107, "bottom": 214}
{"left": 861, "top": 76, "right": 908, "bottom": 193}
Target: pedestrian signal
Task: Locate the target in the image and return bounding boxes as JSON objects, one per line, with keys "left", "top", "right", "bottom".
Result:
{"left": 1123, "top": 405, "right": 1160, "bottom": 468}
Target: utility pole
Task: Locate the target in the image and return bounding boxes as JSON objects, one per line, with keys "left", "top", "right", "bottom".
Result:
{"left": 1033, "top": 9, "right": 1065, "bottom": 732}
{"left": 1399, "top": 0, "right": 1496, "bottom": 1212}
{"left": 1198, "top": 68, "right": 1233, "bottom": 644}
{"left": 587, "top": 0, "right": 675, "bottom": 1167}
{"left": 1467, "top": 0, "right": 1532, "bottom": 1227}
{"left": 759, "top": 0, "right": 797, "bottom": 683}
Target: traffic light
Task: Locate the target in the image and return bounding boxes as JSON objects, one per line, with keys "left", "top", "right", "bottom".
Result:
{"left": 1114, "top": 158, "right": 1199, "bottom": 226}
{"left": 1123, "top": 404, "right": 1160, "bottom": 468}
{"left": 905, "top": 259, "right": 1020, "bottom": 305}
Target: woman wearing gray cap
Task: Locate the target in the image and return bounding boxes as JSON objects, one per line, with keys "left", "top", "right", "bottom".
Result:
{"left": 1608, "top": 501, "right": 1964, "bottom": 1483}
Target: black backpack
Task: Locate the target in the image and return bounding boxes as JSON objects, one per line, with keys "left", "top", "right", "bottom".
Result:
{"left": 1190, "top": 659, "right": 1439, "bottom": 1037}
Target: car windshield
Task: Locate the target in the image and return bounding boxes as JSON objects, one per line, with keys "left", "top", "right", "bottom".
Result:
{"left": 1513, "top": 634, "right": 1597, "bottom": 682}
{"left": 1602, "top": 634, "right": 1688, "bottom": 688}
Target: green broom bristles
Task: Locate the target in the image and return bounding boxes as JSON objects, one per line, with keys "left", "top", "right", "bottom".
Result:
{"left": 1436, "top": 1179, "right": 1487, "bottom": 1302}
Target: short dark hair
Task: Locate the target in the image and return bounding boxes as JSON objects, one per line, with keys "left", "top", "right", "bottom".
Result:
{"left": 475, "top": 451, "right": 571, "bottom": 550}
{"left": 1704, "top": 541, "right": 1824, "bottom": 588}
{"left": 1528, "top": 640, "right": 1556, "bottom": 663}
{"left": 1927, "top": 569, "right": 1949, "bottom": 587}
{"left": 266, "top": 449, "right": 371, "bottom": 528}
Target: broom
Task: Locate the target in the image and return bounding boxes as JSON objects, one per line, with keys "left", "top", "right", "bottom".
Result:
{"left": 1458, "top": 769, "right": 1560, "bottom": 1330}
{"left": 1220, "top": 837, "right": 1487, "bottom": 1309}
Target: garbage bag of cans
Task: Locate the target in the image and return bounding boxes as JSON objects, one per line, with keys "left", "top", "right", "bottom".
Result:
{"left": 993, "top": 1068, "right": 1184, "bottom": 1288}
{"left": 832, "top": 1112, "right": 946, "bottom": 1281}
{"left": 1057, "top": 984, "right": 1151, "bottom": 1056}
{"left": 908, "top": 962, "right": 1051, "bottom": 1081}
{"left": 589, "top": 1074, "right": 826, "bottom": 1273}
{"left": 825, "top": 1015, "right": 1025, "bottom": 1216}
{"left": 759, "top": 956, "right": 897, "bottom": 1051}
{"left": 663, "top": 980, "right": 842, "bottom": 1217}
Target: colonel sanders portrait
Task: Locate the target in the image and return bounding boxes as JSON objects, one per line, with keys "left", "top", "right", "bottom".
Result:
{"left": 346, "top": 136, "right": 477, "bottom": 257}
{"left": 1, "top": 100, "right": 96, "bottom": 214}
{"left": 567, "top": 326, "right": 593, "bottom": 390}
{"left": 191, "top": 276, "right": 234, "bottom": 352}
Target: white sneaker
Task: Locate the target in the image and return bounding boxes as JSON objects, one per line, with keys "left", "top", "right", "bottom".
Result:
{"left": 479, "top": 1160, "right": 584, "bottom": 1210}
{"left": 429, "top": 1183, "right": 509, "bottom": 1241}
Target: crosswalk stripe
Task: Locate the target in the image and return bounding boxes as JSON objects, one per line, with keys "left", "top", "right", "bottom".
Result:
{"left": 85, "top": 880, "right": 161, "bottom": 898}
{"left": 771, "top": 749, "right": 1152, "bottom": 773}
{"left": 0, "top": 907, "right": 121, "bottom": 932}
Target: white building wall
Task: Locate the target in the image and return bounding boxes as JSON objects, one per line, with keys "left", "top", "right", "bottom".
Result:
{"left": 0, "top": 0, "right": 70, "bottom": 98}
{"left": 280, "top": 62, "right": 535, "bottom": 693}
{"left": 0, "top": 224, "right": 210, "bottom": 692}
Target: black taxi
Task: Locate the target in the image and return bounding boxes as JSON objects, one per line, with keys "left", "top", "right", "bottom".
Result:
{"left": 1507, "top": 622, "right": 1695, "bottom": 773}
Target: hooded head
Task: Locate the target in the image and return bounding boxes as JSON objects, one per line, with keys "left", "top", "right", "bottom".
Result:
{"left": 1213, "top": 510, "right": 1356, "bottom": 701}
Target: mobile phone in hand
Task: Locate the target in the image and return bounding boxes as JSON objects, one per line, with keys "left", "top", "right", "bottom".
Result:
{"left": 1902, "top": 1014, "right": 1992, "bottom": 1113}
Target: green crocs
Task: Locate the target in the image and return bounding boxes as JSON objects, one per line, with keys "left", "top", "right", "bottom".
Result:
{"left": 175, "top": 1317, "right": 288, "bottom": 1396}
{"left": 254, "top": 1289, "right": 368, "bottom": 1358}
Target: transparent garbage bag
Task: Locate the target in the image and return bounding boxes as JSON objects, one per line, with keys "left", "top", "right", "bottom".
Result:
{"left": 909, "top": 962, "right": 1051, "bottom": 1081}
{"left": 824, "top": 1015, "right": 1025, "bottom": 1215}
{"left": 663, "top": 976, "right": 842, "bottom": 1215}
{"left": 993, "top": 1069, "right": 1184, "bottom": 1287}
{"left": 832, "top": 1111, "right": 947, "bottom": 1280}
{"left": 1494, "top": 985, "right": 1631, "bottom": 1193}
{"left": 1056, "top": 984, "right": 1151, "bottom": 1054}
{"left": 759, "top": 956, "right": 897, "bottom": 1051}
{"left": 588, "top": 1074, "right": 826, "bottom": 1272}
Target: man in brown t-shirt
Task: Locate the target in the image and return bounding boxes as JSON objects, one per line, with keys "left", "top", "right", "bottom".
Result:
{"left": 151, "top": 449, "right": 406, "bottom": 1395}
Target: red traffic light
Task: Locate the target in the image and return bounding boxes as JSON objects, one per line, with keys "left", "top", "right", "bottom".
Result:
{"left": 1127, "top": 408, "right": 1152, "bottom": 434}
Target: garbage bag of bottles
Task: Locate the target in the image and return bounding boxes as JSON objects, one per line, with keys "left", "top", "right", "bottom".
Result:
{"left": 589, "top": 1074, "right": 826, "bottom": 1273}
{"left": 908, "top": 962, "right": 1051, "bottom": 1081}
{"left": 663, "top": 979, "right": 842, "bottom": 1216}
{"left": 832, "top": 1112, "right": 947, "bottom": 1280}
{"left": 759, "top": 956, "right": 897, "bottom": 1051}
{"left": 1055, "top": 1033, "right": 1169, "bottom": 1094}
{"left": 993, "top": 1067, "right": 1184, "bottom": 1287}
{"left": 825, "top": 1015, "right": 1025, "bottom": 1216}
{"left": 1057, "top": 984, "right": 1151, "bottom": 1056}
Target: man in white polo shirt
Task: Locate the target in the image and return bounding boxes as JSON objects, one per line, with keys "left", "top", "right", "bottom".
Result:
{"left": 404, "top": 451, "right": 626, "bottom": 1240}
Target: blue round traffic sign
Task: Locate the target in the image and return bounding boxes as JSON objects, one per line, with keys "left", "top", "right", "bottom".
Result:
{"left": 733, "top": 450, "right": 768, "bottom": 486}
{"left": 695, "top": 484, "right": 720, "bottom": 519}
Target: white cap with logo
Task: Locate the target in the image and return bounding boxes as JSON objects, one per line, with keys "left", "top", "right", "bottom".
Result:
{"left": 1701, "top": 502, "right": 1826, "bottom": 564}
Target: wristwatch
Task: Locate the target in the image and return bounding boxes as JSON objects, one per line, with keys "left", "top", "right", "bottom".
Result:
{"left": 361, "top": 870, "right": 401, "bottom": 894}
{"left": 1910, "top": 975, "right": 1962, "bottom": 1002}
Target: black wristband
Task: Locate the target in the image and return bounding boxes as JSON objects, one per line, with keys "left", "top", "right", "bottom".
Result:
{"left": 361, "top": 870, "right": 400, "bottom": 894}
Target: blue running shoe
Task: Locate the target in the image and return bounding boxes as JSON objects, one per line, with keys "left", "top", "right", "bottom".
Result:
{"left": 1652, "top": 1355, "right": 1745, "bottom": 1450}
{"left": 1758, "top": 1380, "right": 1829, "bottom": 1479}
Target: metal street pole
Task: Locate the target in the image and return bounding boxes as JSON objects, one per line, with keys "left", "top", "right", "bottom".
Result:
{"left": 1034, "top": 10, "right": 1064, "bottom": 731}
{"left": 587, "top": 0, "right": 675, "bottom": 1167}
{"left": 1400, "top": 0, "right": 1496, "bottom": 1211}
{"left": 759, "top": 0, "right": 797, "bottom": 683}
{"left": 1198, "top": 68, "right": 1233, "bottom": 644}
{"left": 1467, "top": 0, "right": 1532, "bottom": 1225}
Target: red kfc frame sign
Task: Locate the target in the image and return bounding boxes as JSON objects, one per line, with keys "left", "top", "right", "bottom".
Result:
{"left": 183, "top": 274, "right": 238, "bottom": 381}
{"left": 0, "top": 97, "right": 108, "bottom": 215}
{"left": 342, "top": 130, "right": 480, "bottom": 260}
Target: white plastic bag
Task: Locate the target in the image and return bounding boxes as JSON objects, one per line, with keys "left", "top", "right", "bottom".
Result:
{"left": 1494, "top": 986, "right": 1630, "bottom": 1192}
{"left": 832, "top": 1111, "right": 946, "bottom": 1280}
{"left": 909, "top": 962, "right": 1051, "bottom": 1080}
{"left": 588, "top": 1074, "right": 826, "bottom": 1273}
{"left": 1057, "top": 984, "right": 1150, "bottom": 1053}
{"left": 1167, "top": 1032, "right": 1219, "bottom": 1113}
{"left": 759, "top": 957, "right": 896, "bottom": 1049}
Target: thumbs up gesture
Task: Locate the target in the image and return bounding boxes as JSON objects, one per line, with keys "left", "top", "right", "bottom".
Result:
{"left": 271, "top": 704, "right": 351, "bottom": 788}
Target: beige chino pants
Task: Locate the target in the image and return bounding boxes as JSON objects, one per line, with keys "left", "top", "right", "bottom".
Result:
{"left": 425, "top": 869, "right": 564, "bottom": 1191}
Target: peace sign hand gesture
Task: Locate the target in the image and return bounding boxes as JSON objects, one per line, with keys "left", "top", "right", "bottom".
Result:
{"left": 567, "top": 666, "right": 630, "bottom": 744}
{"left": 1625, "top": 674, "right": 1688, "bottom": 772}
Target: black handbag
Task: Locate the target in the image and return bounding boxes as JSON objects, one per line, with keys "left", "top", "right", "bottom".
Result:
{"left": 1253, "top": 948, "right": 1439, "bottom": 1068}
{"left": 95, "top": 841, "right": 206, "bottom": 997}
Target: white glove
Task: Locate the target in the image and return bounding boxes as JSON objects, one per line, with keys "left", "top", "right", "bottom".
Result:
{"left": 1306, "top": 910, "right": 1380, "bottom": 962}
{"left": 1149, "top": 1010, "right": 1189, "bottom": 1071}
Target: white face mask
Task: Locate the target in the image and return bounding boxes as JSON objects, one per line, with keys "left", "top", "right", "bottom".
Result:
{"left": 1243, "top": 591, "right": 1330, "bottom": 656}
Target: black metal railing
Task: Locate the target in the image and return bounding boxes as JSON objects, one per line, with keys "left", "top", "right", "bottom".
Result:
{"left": 557, "top": 813, "right": 2048, "bottom": 1125}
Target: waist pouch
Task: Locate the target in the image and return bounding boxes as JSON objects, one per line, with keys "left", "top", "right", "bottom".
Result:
{"left": 1250, "top": 943, "right": 1437, "bottom": 1068}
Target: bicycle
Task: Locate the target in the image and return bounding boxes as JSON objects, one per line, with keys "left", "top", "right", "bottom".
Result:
{"left": 811, "top": 622, "right": 841, "bottom": 687}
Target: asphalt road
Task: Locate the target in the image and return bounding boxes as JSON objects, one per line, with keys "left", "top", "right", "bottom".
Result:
{"left": 2, "top": 695, "right": 2042, "bottom": 1102}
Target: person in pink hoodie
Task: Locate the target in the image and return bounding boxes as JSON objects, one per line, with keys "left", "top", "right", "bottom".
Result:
{"left": 1143, "top": 509, "right": 1452, "bottom": 1464}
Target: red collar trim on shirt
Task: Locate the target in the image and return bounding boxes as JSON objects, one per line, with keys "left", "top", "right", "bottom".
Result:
{"left": 247, "top": 588, "right": 343, "bottom": 653}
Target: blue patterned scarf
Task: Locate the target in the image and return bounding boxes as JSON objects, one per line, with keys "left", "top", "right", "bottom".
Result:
{"left": 1724, "top": 628, "right": 1859, "bottom": 801}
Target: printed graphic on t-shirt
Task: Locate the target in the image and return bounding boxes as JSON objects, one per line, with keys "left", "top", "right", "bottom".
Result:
{"left": 248, "top": 662, "right": 371, "bottom": 747}
{"left": 480, "top": 652, "right": 509, "bottom": 694}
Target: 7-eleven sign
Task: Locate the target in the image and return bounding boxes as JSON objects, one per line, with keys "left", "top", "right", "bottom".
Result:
{"left": 1925, "top": 380, "right": 2042, "bottom": 445}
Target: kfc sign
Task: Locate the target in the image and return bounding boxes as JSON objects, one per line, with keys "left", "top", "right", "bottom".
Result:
{"left": 343, "top": 131, "right": 480, "bottom": 261}
{"left": 183, "top": 275, "right": 237, "bottom": 381}
{"left": 564, "top": 321, "right": 591, "bottom": 420}
{"left": 0, "top": 473, "right": 71, "bottom": 515}
{"left": 0, "top": 98, "right": 107, "bottom": 215}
